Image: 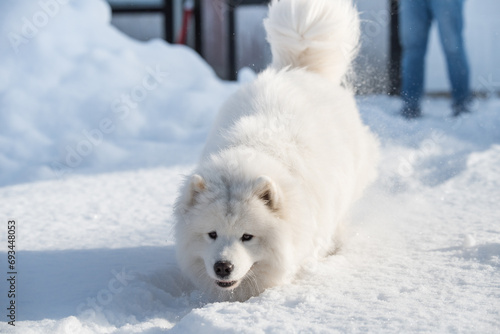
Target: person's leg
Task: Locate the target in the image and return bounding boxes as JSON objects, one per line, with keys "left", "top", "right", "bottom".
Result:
{"left": 430, "top": 0, "right": 471, "bottom": 116}
{"left": 399, "top": 0, "right": 433, "bottom": 118}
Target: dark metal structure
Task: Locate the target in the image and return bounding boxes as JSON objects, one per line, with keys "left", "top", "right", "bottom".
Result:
{"left": 225, "top": 0, "right": 270, "bottom": 80}
{"left": 108, "top": 0, "right": 402, "bottom": 93}
{"left": 389, "top": 0, "right": 401, "bottom": 95}
{"left": 193, "top": 0, "right": 203, "bottom": 55}
{"left": 109, "top": 0, "right": 175, "bottom": 43}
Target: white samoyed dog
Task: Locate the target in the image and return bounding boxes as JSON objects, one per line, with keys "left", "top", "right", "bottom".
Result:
{"left": 174, "top": 0, "right": 379, "bottom": 301}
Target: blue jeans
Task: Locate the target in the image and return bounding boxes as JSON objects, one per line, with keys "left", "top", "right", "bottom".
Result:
{"left": 399, "top": 0, "right": 470, "bottom": 113}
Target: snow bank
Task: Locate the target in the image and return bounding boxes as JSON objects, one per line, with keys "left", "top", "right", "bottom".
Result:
{"left": 0, "top": 0, "right": 236, "bottom": 187}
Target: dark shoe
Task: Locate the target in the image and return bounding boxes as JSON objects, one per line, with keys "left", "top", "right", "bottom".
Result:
{"left": 401, "top": 106, "right": 421, "bottom": 119}
{"left": 452, "top": 103, "right": 471, "bottom": 117}
{"left": 452, "top": 98, "right": 473, "bottom": 117}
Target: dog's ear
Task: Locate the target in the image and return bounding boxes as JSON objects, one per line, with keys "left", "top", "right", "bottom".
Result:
{"left": 254, "top": 176, "right": 281, "bottom": 212}
{"left": 184, "top": 174, "right": 206, "bottom": 207}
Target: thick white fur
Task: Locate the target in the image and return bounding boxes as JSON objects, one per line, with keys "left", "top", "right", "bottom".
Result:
{"left": 174, "top": 0, "right": 378, "bottom": 302}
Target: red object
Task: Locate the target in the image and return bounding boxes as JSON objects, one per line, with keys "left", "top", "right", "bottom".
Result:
{"left": 177, "top": 0, "right": 194, "bottom": 44}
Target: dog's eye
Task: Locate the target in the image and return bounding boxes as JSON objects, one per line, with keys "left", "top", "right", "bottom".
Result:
{"left": 208, "top": 231, "right": 217, "bottom": 240}
{"left": 241, "top": 234, "right": 253, "bottom": 242}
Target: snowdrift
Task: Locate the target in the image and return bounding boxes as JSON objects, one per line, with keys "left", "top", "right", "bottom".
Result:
{"left": 0, "top": 0, "right": 236, "bottom": 187}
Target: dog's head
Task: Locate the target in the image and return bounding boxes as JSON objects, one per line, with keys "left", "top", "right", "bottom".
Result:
{"left": 175, "top": 173, "right": 291, "bottom": 300}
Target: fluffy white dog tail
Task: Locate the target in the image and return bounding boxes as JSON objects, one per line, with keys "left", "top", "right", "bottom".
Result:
{"left": 264, "top": 0, "right": 360, "bottom": 84}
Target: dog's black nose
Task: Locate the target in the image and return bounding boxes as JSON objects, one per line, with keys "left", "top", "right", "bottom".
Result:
{"left": 214, "top": 261, "right": 234, "bottom": 278}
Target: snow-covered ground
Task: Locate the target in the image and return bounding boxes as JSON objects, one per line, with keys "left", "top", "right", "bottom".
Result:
{"left": 1, "top": 0, "right": 499, "bottom": 333}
